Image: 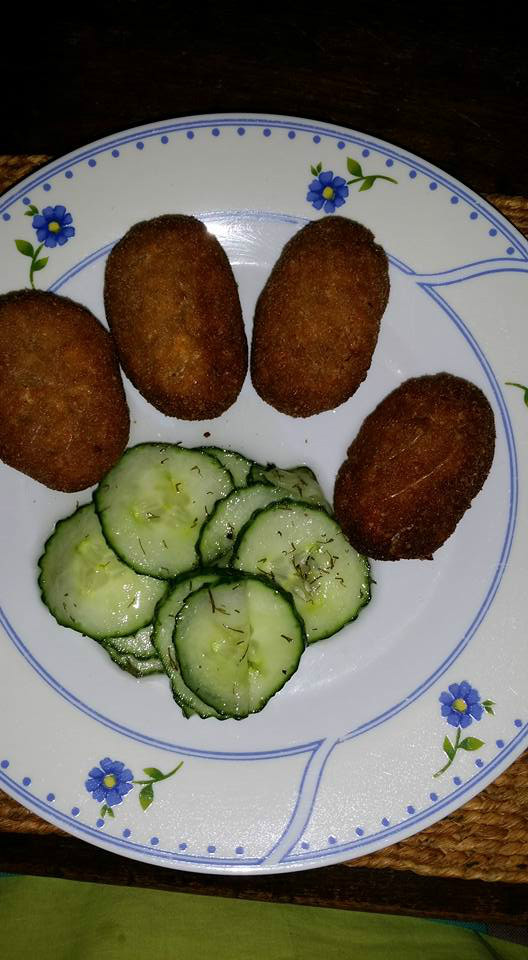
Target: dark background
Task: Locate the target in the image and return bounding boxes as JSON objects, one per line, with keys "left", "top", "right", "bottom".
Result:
{"left": 2, "top": 1, "right": 526, "bottom": 195}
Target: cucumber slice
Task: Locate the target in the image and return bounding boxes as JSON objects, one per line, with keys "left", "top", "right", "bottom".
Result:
{"left": 197, "top": 483, "right": 293, "bottom": 567}
{"left": 174, "top": 575, "right": 305, "bottom": 718}
{"left": 94, "top": 443, "right": 234, "bottom": 579}
{"left": 105, "top": 624, "right": 156, "bottom": 659}
{"left": 152, "top": 569, "right": 229, "bottom": 719}
{"left": 248, "top": 463, "right": 331, "bottom": 511}
{"left": 233, "top": 501, "right": 370, "bottom": 643}
{"left": 38, "top": 503, "right": 168, "bottom": 641}
{"left": 199, "top": 446, "right": 256, "bottom": 488}
{"left": 101, "top": 641, "right": 163, "bottom": 678}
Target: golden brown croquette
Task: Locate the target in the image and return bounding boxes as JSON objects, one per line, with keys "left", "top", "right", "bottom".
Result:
{"left": 104, "top": 215, "right": 247, "bottom": 419}
{"left": 333, "top": 373, "right": 495, "bottom": 560}
{"left": 251, "top": 216, "right": 389, "bottom": 417}
{"left": 0, "top": 290, "right": 129, "bottom": 491}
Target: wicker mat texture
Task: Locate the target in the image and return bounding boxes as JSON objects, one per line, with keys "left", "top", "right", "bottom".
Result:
{"left": 0, "top": 155, "right": 527, "bottom": 885}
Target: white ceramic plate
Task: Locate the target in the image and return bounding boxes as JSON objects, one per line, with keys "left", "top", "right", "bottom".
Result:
{"left": 1, "top": 114, "right": 527, "bottom": 875}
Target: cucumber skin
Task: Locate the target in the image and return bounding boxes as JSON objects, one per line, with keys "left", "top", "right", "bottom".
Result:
{"left": 37, "top": 504, "right": 168, "bottom": 641}
{"left": 247, "top": 463, "right": 331, "bottom": 512}
{"left": 232, "top": 499, "right": 371, "bottom": 644}
{"left": 105, "top": 625, "right": 157, "bottom": 660}
{"left": 195, "top": 446, "right": 256, "bottom": 488}
{"left": 101, "top": 642, "right": 164, "bottom": 678}
{"left": 248, "top": 462, "right": 319, "bottom": 486}
{"left": 173, "top": 572, "right": 307, "bottom": 719}
{"left": 247, "top": 461, "right": 275, "bottom": 486}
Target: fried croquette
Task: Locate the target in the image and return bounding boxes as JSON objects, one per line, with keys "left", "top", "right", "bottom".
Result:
{"left": 251, "top": 216, "right": 389, "bottom": 417}
{"left": 333, "top": 373, "right": 495, "bottom": 560}
{"left": 0, "top": 290, "right": 129, "bottom": 491}
{"left": 104, "top": 215, "right": 247, "bottom": 419}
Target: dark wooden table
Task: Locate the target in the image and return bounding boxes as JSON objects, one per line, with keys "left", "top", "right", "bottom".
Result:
{"left": 1, "top": 1, "right": 527, "bottom": 926}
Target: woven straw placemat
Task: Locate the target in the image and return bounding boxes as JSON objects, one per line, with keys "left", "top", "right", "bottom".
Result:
{"left": 1, "top": 156, "right": 527, "bottom": 884}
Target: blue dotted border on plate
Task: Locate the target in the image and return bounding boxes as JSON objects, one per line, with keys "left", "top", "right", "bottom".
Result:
{"left": 1, "top": 716, "right": 525, "bottom": 867}
{"left": 0, "top": 763, "right": 260, "bottom": 866}
{"left": 283, "top": 717, "right": 528, "bottom": 863}
{"left": 0, "top": 736, "right": 323, "bottom": 867}
{"left": 0, "top": 116, "right": 527, "bottom": 261}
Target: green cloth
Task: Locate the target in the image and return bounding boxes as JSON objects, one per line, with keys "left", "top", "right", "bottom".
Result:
{"left": 0, "top": 875, "right": 526, "bottom": 959}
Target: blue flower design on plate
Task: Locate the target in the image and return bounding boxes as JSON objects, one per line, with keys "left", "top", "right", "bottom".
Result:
{"left": 85, "top": 757, "right": 134, "bottom": 807}
{"left": 84, "top": 757, "right": 184, "bottom": 820}
{"left": 434, "top": 681, "right": 495, "bottom": 778}
{"left": 32, "top": 205, "right": 75, "bottom": 248}
{"left": 305, "top": 157, "right": 397, "bottom": 213}
{"left": 439, "top": 681, "right": 484, "bottom": 728}
{"left": 306, "top": 170, "right": 349, "bottom": 213}
{"left": 15, "top": 202, "right": 76, "bottom": 288}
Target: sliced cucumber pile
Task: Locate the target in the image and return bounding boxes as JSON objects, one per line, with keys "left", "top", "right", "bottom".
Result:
{"left": 199, "top": 446, "right": 257, "bottom": 488}
{"left": 101, "top": 642, "right": 164, "bottom": 678}
{"left": 233, "top": 501, "right": 370, "bottom": 643}
{"left": 38, "top": 503, "right": 168, "bottom": 640}
{"left": 152, "top": 569, "right": 229, "bottom": 720}
{"left": 102, "top": 624, "right": 164, "bottom": 676}
{"left": 197, "top": 482, "right": 292, "bottom": 567}
{"left": 248, "top": 463, "right": 331, "bottom": 512}
{"left": 94, "top": 443, "right": 234, "bottom": 579}
{"left": 174, "top": 575, "right": 305, "bottom": 718}
{"left": 38, "top": 441, "right": 371, "bottom": 716}
{"left": 105, "top": 624, "right": 157, "bottom": 659}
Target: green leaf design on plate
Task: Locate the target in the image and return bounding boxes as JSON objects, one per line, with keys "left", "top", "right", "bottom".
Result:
{"left": 310, "top": 164, "right": 318, "bottom": 176}
{"left": 459, "top": 737, "right": 485, "bottom": 751}
{"left": 32, "top": 257, "right": 49, "bottom": 272}
{"left": 505, "top": 382, "right": 528, "bottom": 407}
{"left": 482, "top": 699, "right": 495, "bottom": 716}
{"left": 359, "top": 175, "right": 375, "bottom": 191}
{"left": 346, "top": 157, "right": 363, "bottom": 177}
{"left": 15, "top": 239, "right": 34, "bottom": 257}
{"left": 132, "top": 761, "right": 183, "bottom": 811}
{"left": 434, "top": 729, "right": 461, "bottom": 777}
{"left": 143, "top": 767, "right": 164, "bottom": 781}
{"left": 24, "top": 204, "right": 39, "bottom": 217}
{"left": 139, "top": 783, "right": 154, "bottom": 811}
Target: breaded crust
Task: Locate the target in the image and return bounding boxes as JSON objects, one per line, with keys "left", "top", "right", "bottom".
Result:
{"left": 251, "top": 216, "right": 389, "bottom": 417}
{"left": 0, "top": 290, "right": 129, "bottom": 491}
{"left": 104, "top": 215, "right": 247, "bottom": 419}
{"left": 333, "top": 373, "right": 495, "bottom": 560}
